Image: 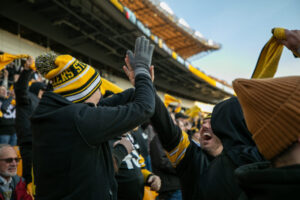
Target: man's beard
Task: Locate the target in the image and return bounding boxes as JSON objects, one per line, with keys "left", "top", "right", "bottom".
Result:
{"left": 1, "top": 170, "right": 17, "bottom": 178}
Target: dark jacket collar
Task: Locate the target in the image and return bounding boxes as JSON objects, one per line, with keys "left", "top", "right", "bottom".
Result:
{"left": 235, "top": 162, "right": 300, "bottom": 199}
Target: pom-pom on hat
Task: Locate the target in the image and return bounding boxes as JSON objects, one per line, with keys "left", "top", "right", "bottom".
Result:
{"left": 36, "top": 52, "right": 101, "bottom": 103}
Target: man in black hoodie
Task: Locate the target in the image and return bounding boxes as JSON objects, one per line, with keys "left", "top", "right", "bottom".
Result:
{"left": 149, "top": 93, "right": 263, "bottom": 200}
{"left": 31, "top": 36, "right": 156, "bottom": 200}
{"left": 14, "top": 57, "right": 46, "bottom": 184}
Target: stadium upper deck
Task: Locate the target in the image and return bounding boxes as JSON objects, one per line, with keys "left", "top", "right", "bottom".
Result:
{"left": 0, "top": 0, "right": 233, "bottom": 104}
{"left": 119, "top": 0, "right": 220, "bottom": 59}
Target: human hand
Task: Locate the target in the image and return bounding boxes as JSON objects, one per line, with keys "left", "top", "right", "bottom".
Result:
{"left": 147, "top": 175, "right": 161, "bottom": 191}
{"left": 113, "top": 137, "right": 134, "bottom": 154}
{"left": 123, "top": 54, "right": 155, "bottom": 86}
{"left": 126, "top": 36, "right": 155, "bottom": 78}
{"left": 278, "top": 29, "right": 300, "bottom": 54}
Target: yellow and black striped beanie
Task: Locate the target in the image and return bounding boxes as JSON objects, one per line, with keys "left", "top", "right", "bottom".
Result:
{"left": 233, "top": 76, "right": 300, "bottom": 160}
{"left": 36, "top": 53, "right": 101, "bottom": 103}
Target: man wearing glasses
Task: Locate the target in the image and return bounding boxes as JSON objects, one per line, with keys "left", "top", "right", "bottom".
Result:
{"left": 0, "top": 144, "right": 32, "bottom": 200}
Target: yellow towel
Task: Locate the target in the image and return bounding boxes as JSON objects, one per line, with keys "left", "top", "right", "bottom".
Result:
{"left": 164, "top": 94, "right": 181, "bottom": 112}
{"left": 185, "top": 105, "right": 202, "bottom": 118}
{"left": 0, "top": 53, "right": 29, "bottom": 71}
{"left": 251, "top": 28, "right": 286, "bottom": 78}
{"left": 100, "top": 78, "right": 123, "bottom": 95}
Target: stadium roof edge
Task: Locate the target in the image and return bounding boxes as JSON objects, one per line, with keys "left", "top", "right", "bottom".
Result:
{"left": 109, "top": 0, "right": 234, "bottom": 96}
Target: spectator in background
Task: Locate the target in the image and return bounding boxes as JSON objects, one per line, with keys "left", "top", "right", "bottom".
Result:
{"left": 174, "top": 113, "right": 191, "bottom": 132}
{"left": 187, "top": 119, "right": 201, "bottom": 147}
{"left": 114, "top": 132, "right": 161, "bottom": 200}
{"left": 31, "top": 36, "right": 155, "bottom": 199}
{"left": 0, "top": 75, "right": 16, "bottom": 145}
{"left": 111, "top": 136, "right": 134, "bottom": 173}
{"left": 0, "top": 144, "right": 32, "bottom": 200}
{"left": 233, "top": 76, "right": 300, "bottom": 200}
{"left": 132, "top": 126, "right": 152, "bottom": 170}
{"left": 14, "top": 57, "right": 46, "bottom": 184}
{"left": 1, "top": 70, "right": 9, "bottom": 89}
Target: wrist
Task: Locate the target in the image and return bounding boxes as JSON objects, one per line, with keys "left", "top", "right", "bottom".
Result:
{"left": 134, "top": 68, "right": 150, "bottom": 78}
{"left": 145, "top": 174, "right": 154, "bottom": 185}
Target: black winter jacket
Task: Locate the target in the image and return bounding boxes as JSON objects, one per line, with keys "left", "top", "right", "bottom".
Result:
{"left": 235, "top": 162, "right": 300, "bottom": 200}
{"left": 15, "top": 69, "right": 39, "bottom": 145}
{"left": 150, "top": 95, "right": 263, "bottom": 200}
{"left": 31, "top": 75, "right": 155, "bottom": 200}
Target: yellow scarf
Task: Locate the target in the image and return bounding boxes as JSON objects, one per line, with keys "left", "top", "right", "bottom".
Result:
{"left": 251, "top": 28, "right": 286, "bottom": 78}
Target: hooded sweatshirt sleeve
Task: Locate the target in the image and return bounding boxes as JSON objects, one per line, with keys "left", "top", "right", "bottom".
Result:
{"left": 99, "top": 88, "right": 135, "bottom": 107}
{"left": 14, "top": 69, "right": 32, "bottom": 105}
{"left": 150, "top": 93, "right": 190, "bottom": 167}
{"left": 75, "top": 75, "right": 155, "bottom": 145}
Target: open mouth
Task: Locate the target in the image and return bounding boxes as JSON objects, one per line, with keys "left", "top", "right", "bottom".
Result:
{"left": 203, "top": 132, "right": 212, "bottom": 141}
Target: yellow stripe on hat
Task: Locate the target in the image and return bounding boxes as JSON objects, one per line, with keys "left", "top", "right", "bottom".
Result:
{"left": 71, "top": 76, "right": 102, "bottom": 103}
{"left": 63, "top": 73, "right": 100, "bottom": 97}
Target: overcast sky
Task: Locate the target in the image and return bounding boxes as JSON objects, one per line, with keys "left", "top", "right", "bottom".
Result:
{"left": 162, "top": 0, "right": 300, "bottom": 84}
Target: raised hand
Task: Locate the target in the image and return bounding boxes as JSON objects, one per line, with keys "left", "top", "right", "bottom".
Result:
{"left": 126, "top": 36, "right": 155, "bottom": 79}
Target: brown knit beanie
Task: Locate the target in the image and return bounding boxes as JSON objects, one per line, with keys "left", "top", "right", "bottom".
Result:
{"left": 232, "top": 76, "right": 300, "bottom": 160}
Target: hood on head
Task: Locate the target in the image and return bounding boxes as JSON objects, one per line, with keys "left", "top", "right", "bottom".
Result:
{"left": 31, "top": 91, "right": 72, "bottom": 120}
{"left": 211, "top": 97, "right": 255, "bottom": 150}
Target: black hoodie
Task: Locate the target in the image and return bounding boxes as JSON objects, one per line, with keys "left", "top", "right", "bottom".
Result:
{"left": 150, "top": 95, "right": 263, "bottom": 200}
{"left": 31, "top": 75, "right": 155, "bottom": 200}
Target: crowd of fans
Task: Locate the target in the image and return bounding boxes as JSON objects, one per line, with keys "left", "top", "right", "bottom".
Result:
{"left": 0, "top": 28, "right": 298, "bottom": 200}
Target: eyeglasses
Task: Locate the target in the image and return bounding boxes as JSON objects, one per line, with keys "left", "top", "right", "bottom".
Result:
{"left": 0, "top": 158, "right": 21, "bottom": 163}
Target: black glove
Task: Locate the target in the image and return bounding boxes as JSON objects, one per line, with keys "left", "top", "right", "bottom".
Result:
{"left": 127, "top": 36, "right": 155, "bottom": 78}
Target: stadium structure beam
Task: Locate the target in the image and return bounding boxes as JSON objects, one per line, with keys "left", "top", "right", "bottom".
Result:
{"left": 0, "top": 0, "right": 124, "bottom": 71}
{"left": 0, "top": 0, "right": 230, "bottom": 104}
{"left": 52, "top": 1, "right": 130, "bottom": 51}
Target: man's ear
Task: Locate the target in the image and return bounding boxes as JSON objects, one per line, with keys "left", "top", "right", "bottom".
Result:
{"left": 297, "top": 137, "right": 300, "bottom": 143}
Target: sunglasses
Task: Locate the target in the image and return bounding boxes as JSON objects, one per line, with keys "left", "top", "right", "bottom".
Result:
{"left": 0, "top": 157, "right": 21, "bottom": 163}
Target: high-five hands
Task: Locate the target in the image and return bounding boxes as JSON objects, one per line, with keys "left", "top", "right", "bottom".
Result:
{"left": 123, "top": 36, "right": 155, "bottom": 86}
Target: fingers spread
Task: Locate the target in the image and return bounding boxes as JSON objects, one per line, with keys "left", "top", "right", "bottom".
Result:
{"left": 135, "top": 37, "right": 141, "bottom": 53}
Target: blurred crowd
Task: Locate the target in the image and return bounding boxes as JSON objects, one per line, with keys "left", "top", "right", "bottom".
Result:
{"left": 0, "top": 28, "right": 298, "bottom": 200}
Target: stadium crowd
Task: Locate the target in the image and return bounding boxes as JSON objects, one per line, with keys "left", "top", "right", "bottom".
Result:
{"left": 0, "top": 28, "right": 298, "bottom": 200}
